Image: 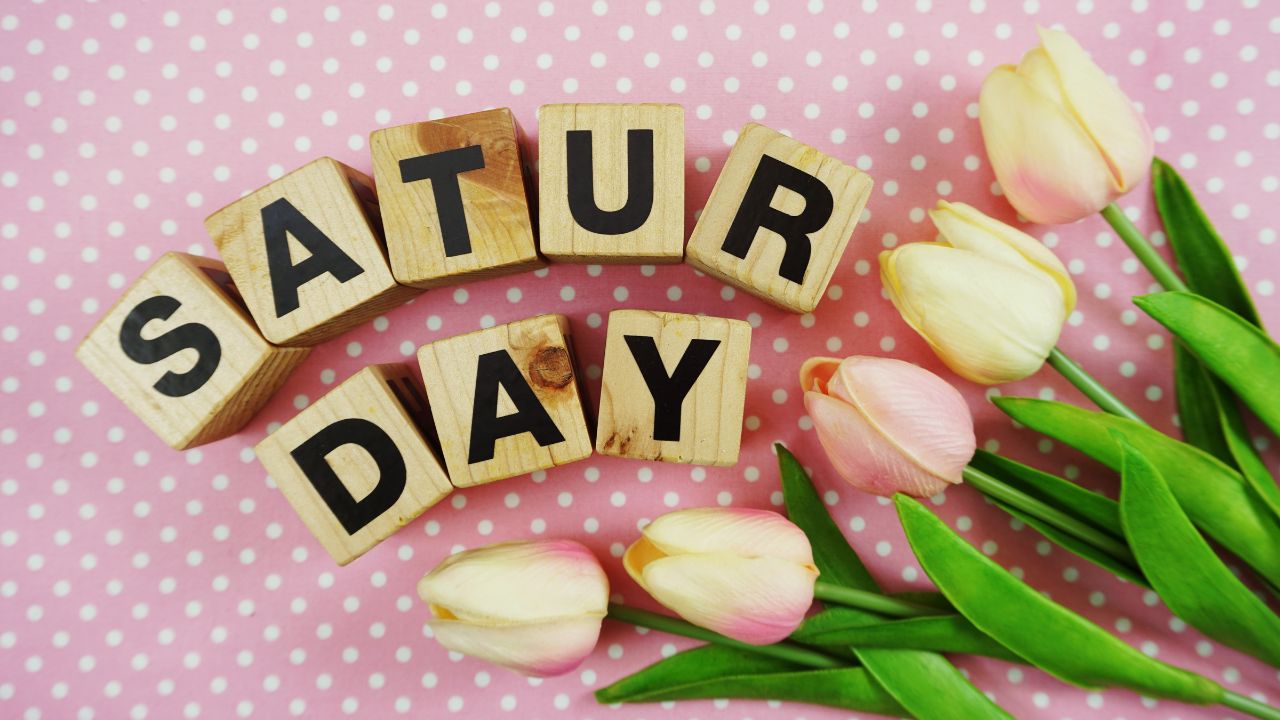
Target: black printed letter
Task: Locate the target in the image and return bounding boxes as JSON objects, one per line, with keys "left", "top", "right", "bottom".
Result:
{"left": 566, "top": 129, "right": 655, "bottom": 235}
{"left": 290, "top": 418, "right": 406, "bottom": 535}
{"left": 720, "top": 154, "right": 834, "bottom": 284}
{"left": 261, "top": 197, "right": 366, "bottom": 317}
{"left": 399, "top": 145, "right": 486, "bottom": 257}
{"left": 118, "top": 295, "right": 221, "bottom": 398}
{"left": 623, "top": 336, "right": 721, "bottom": 441}
{"left": 468, "top": 350, "right": 565, "bottom": 463}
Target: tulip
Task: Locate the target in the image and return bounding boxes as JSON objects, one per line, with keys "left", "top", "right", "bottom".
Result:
{"left": 418, "top": 539, "right": 609, "bottom": 677}
{"left": 880, "top": 200, "right": 1075, "bottom": 385}
{"left": 624, "top": 508, "right": 818, "bottom": 645}
{"left": 979, "top": 26, "right": 1153, "bottom": 225}
{"left": 800, "top": 356, "right": 976, "bottom": 497}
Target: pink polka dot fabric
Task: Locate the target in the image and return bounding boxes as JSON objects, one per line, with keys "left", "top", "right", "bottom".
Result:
{"left": 2, "top": 1, "right": 1278, "bottom": 718}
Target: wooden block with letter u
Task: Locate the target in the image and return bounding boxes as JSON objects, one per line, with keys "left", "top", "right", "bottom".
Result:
{"left": 537, "top": 103, "right": 685, "bottom": 264}
{"left": 76, "top": 252, "right": 309, "bottom": 449}
{"left": 204, "top": 157, "right": 419, "bottom": 347}
{"left": 417, "top": 314, "right": 593, "bottom": 487}
{"left": 685, "top": 123, "right": 873, "bottom": 313}
{"left": 254, "top": 364, "right": 452, "bottom": 566}
{"left": 596, "top": 310, "right": 751, "bottom": 466}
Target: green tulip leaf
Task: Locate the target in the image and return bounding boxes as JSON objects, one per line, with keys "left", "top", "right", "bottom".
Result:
{"left": 1174, "top": 345, "right": 1235, "bottom": 462}
{"left": 793, "top": 606, "right": 1023, "bottom": 662}
{"left": 970, "top": 450, "right": 1121, "bottom": 535}
{"left": 896, "top": 495, "right": 1224, "bottom": 705}
{"left": 1117, "top": 439, "right": 1280, "bottom": 667}
{"left": 993, "top": 397, "right": 1280, "bottom": 589}
{"left": 991, "top": 500, "right": 1147, "bottom": 587}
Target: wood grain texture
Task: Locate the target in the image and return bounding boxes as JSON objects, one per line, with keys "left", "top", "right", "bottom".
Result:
{"left": 596, "top": 309, "right": 750, "bottom": 466}
{"left": 537, "top": 103, "right": 685, "bottom": 263}
{"left": 371, "top": 108, "right": 543, "bottom": 288}
{"left": 253, "top": 364, "right": 452, "bottom": 566}
{"left": 76, "top": 252, "right": 309, "bottom": 450}
{"left": 204, "top": 156, "right": 418, "bottom": 347}
{"left": 417, "top": 314, "right": 592, "bottom": 487}
{"left": 685, "top": 123, "right": 873, "bottom": 313}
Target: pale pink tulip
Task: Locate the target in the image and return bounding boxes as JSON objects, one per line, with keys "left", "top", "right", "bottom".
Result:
{"left": 624, "top": 508, "right": 818, "bottom": 645}
{"left": 418, "top": 540, "right": 609, "bottom": 677}
{"left": 800, "top": 356, "right": 975, "bottom": 497}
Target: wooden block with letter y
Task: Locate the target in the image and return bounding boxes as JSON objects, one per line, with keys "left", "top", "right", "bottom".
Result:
{"left": 76, "top": 252, "right": 309, "bottom": 449}
{"left": 417, "top": 314, "right": 592, "bottom": 487}
{"left": 537, "top": 103, "right": 685, "bottom": 264}
{"left": 370, "top": 108, "right": 543, "bottom": 288}
{"left": 204, "top": 156, "right": 419, "bottom": 347}
{"left": 254, "top": 364, "right": 452, "bottom": 566}
{"left": 596, "top": 310, "right": 751, "bottom": 466}
{"left": 685, "top": 123, "right": 873, "bottom": 313}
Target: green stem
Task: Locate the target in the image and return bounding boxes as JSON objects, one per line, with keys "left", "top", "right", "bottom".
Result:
{"left": 606, "top": 603, "right": 846, "bottom": 670}
{"left": 1048, "top": 347, "right": 1147, "bottom": 425}
{"left": 812, "top": 581, "right": 944, "bottom": 618}
{"left": 1101, "top": 203, "right": 1189, "bottom": 292}
{"left": 1223, "top": 690, "right": 1280, "bottom": 720}
{"left": 963, "top": 466, "right": 1138, "bottom": 567}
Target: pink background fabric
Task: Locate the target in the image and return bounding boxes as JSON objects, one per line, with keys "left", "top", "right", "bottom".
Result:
{"left": 2, "top": 1, "right": 1278, "bottom": 718}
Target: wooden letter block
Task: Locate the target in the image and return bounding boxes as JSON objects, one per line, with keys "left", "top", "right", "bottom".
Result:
{"left": 538, "top": 103, "right": 685, "bottom": 264}
{"left": 254, "top": 364, "right": 452, "bottom": 566}
{"left": 370, "top": 108, "right": 543, "bottom": 288}
{"left": 685, "top": 123, "right": 873, "bottom": 313}
{"left": 596, "top": 310, "right": 751, "bottom": 466}
{"left": 204, "top": 156, "right": 419, "bottom": 346}
{"left": 417, "top": 314, "right": 592, "bottom": 487}
{"left": 76, "top": 252, "right": 309, "bottom": 449}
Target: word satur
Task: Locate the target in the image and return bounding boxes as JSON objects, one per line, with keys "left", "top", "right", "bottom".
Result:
{"left": 78, "top": 104, "right": 875, "bottom": 565}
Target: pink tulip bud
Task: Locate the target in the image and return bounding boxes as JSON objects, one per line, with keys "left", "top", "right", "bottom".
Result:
{"left": 418, "top": 540, "right": 609, "bottom": 677}
{"left": 624, "top": 508, "right": 818, "bottom": 645}
{"left": 800, "top": 356, "right": 976, "bottom": 497}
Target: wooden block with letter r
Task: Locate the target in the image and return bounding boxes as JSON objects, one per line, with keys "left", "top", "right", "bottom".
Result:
{"left": 417, "top": 314, "right": 592, "bottom": 487}
{"left": 596, "top": 310, "right": 751, "bottom": 466}
{"left": 537, "top": 103, "right": 685, "bottom": 264}
{"left": 204, "top": 156, "right": 419, "bottom": 347}
{"left": 370, "top": 108, "right": 543, "bottom": 288}
{"left": 254, "top": 364, "right": 452, "bottom": 566}
{"left": 685, "top": 123, "right": 873, "bottom": 313}
{"left": 76, "top": 252, "right": 309, "bottom": 449}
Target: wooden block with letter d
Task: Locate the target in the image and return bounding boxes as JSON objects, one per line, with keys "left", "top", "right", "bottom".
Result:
{"left": 537, "top": 103, "right": 685, "bottom": 263}
{"left": 254, "top": 364, "right": 452, "bottom": 566}
{"left": 76, "top": 252, "right": 309, "bottom": 449}
{"left": 596, "top": 310, "right": 751, "bottom": 466}
{"left": 417, "top": 314, "right": 592, "bottom": 487}
{"left": 370, "top": 108, "right": 543, "bottom": 288}
{"left": 204, "top": 156, "right": 419, "bottom": 347}
{"left": 685, "top": 123, "right": 873, "bottom": 313}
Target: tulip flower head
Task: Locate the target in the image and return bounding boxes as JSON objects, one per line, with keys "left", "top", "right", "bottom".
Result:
{"left": 624, "top": 508, "right": 818, "bottom": 645}
{"left": 979, "top": 26, "right": 1153, "bottom": 224}
{"left": 800, "top": 355, "right": 976, "bottom": 497}
{"left": 880, "top": 200, "right": 1076, "bottom": 385}
{"left": 418, "top": 539, "right": 609, "bottom": 677}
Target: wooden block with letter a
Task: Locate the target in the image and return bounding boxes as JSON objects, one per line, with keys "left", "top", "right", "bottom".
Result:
{"left": 204, "top": 156, "right": 419, "bottom": 347}
{"left": 254, "top": 364, "right": 452, "bottom": 566}
{"left": 76, "top": 252, "right": 309, "bottom": 449}
{"left": 417, "top": 314, "right": 592, "bottom": 487}
{"left": 596, "top": 310, "right": 751, "bottom": 466}
{"left": 537, "top": 103, "right": 685, "bottom": 264}
{"left": 685, "top": 123, "right": 873, "bottom": 313}
{"left": 370, "top": 108, "right": 543, "bottom": 288}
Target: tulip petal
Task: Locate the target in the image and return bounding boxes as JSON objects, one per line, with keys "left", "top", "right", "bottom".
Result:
{"left": 979, "top": 66, "right": 1116, "bottom": 224}
{"left": 799, "top": 356, "right": 842, "bottom": 394}
{"left": 429, "top": 614, "right": 604, "bottom": 677}
{"left": 638, "top": 553, "right": 818, "bottom": 645}
{"left": 638, "top": 508, "right": 815, "bottom": 567}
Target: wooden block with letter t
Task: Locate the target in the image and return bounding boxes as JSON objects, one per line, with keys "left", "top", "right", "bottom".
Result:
{"left": 76, "top": 252, "right": 309, "bottom": 449}
{"left": 596, "top": 310, "right": 751, "bottom": 466}
{"left": 253, "top": 364, "right": 452, "bottom": 566}
{"left": 537, "top": 103, "right": 685, "bottom": 264}
{"left": 204, "top": 156, "right": 419, "bottom": 347}
{"left": 417, "top": 314, "right": 592, "bottom": 487}
{"left": 685, "top": 123, "right": 873, "bottom": 313}
{"left": 370, "top": 108, "right": 543, "bottom": 288}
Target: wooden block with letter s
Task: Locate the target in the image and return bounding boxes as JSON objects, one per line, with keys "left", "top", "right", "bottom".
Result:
{"left": 417, "top": 314, "right": 592, "bottom": 487}
{"left": 537, "top": 103, "right": 685, "bottom": 264}
{"left": 204, "top": 156, "right": 419, "bottom": 347}
{"left": 685, "top": 123, "right": 873, "bottom": 313}
{"left": 370, "top": 108, "right": 543, "bottom": 288}
{"left": 254, "top": 364, "right": 452, "bottom": 566}
{"left": 596, "top": 310, "right": 751, "bottom": 466}
{"left": 76, "top": 252, "right": 309, "bottom": 449}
